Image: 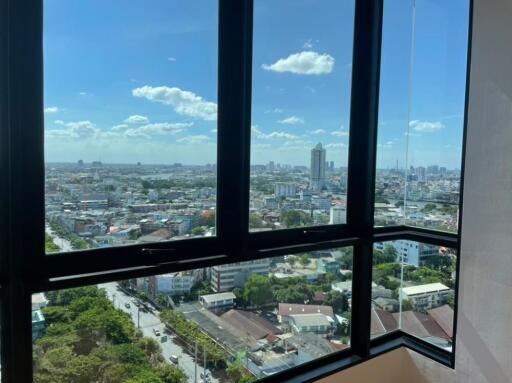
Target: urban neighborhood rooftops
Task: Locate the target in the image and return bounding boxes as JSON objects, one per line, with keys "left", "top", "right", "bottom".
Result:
{"left": 401, "top": 282, "right": 450, "bottom": 296}
{"left": 427, "top": 305, "right": 454, "bottom": 338}
{"left": 278, "top": 303, "right": 334, "bottom": 319}
{"left": 289, "top": 313, "right": 333, "bottom": 328}
{"left": 220, "top": 309, "right": 282, "bottom": 340}
{"left": 199, "top": 291, "right": 236, "bottom": 304}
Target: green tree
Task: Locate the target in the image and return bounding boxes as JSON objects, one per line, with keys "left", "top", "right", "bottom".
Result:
{"left": 243, "top": 274, "right": 273, "bottom": 307}
{"left": 42, "top": 306, "right": 71, "bottom": 326}
{"left": 45, "top": 233, "right": 60, "bottom": 253}
{"left": 299, "top": 254, "right": 310, "bottom": 267}
{"left": 401, "top": 299, "right": 413, "bottom": 311}
{"left": 281, "top": 210, "right": 312, "bottom": 228}
{"left": 226, "top": 360, "right": 254, "bottom": 383}
{"left": 421, "top": 203, "right": 437, "bottom": 213}
{"left": 324, "top": 291, "right": 348, "bottom": 314}
{"left": 249, "top": 213, "right": 266, "bottom": 228}
{"left": 156, "top": 364, "right": 188, "bottom": 383}
{"left": 191, "top": 227, "right": 206, "bottom": 236}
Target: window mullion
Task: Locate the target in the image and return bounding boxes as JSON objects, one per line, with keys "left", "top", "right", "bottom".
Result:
{"left": 4, "top": 0, "right": 45, "bottom": 381}
{"left": 346, "top": 0, "right": 384, "bottom": 358}
{"left": 217, "top": 0, "right": 254, "bottom": 258}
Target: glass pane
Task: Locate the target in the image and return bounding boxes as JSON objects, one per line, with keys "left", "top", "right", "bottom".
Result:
{"left": 33, "top": 248, "right": 353, "bottom": 382}
{"left": 249, "top": 0, "right": 354, "bottom": 232}
{"left": 371, "top": 240, "right": 456, "bottom": 352}
{"left": 44, "top": 1, "right": 218, "bottom": 253}
{"left": 375, "top": 0, "right": 469, "bottom": 233}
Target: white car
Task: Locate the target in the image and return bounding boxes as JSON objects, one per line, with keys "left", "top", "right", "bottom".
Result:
{"left": 153, "top": 328, "right": 161, "bottom": 336}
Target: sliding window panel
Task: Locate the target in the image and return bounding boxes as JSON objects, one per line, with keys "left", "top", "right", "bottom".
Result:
{"left": 249, "top": 0, "right": 355, "bottom": 232}
{"left": 33, "top": 248, "right": 352, "bottom": 382}
{"left": 374, "top": 0, "right": 470, "bottom": 233}
{"left": 371, "top": 240, "right": 456, "bottom": 352}
{"left": 44, "top": 0, "right": 219, "bottom": 254}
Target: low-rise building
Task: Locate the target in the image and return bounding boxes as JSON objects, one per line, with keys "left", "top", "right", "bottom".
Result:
{"left": 400, "top": 282, "right": 452, "bottom": 311}
{"left": 210, "top": 258, "right": 270, "bottom": 292}
{"left": 278, "top": 303, "right": 334, "bottom": 331}
{"left": 199, "top": 292, "right": 236, "bottom": 310}
{"left": 148, "top": 272, "right": 195, "bottom": 296}
{"left": 289, "top": 313, "right": 335, "bottom": 336}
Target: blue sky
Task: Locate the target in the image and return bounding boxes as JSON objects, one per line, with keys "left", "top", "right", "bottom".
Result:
{"left": 43, "top": 0, "right": 469, "bottom": 169}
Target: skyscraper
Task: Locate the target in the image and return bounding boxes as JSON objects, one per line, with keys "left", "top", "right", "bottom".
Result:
{"left": 310, "top": 143, "right": 326, "bottom": 191}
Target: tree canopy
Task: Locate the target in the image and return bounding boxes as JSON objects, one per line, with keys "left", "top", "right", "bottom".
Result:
{"left": 34, "top": 286, "right": 187, "bottom": 383}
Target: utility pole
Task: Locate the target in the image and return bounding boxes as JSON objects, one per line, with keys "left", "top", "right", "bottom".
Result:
{"left": 203, "top": 345, "right": 207, "bottom": 379}
{"left": 194, "top": 341, "right": 198, "bottom": 383}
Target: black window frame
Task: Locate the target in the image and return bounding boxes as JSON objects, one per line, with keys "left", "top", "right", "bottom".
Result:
{"left": 0, "top": 0, "right": 473, "bottom": 382}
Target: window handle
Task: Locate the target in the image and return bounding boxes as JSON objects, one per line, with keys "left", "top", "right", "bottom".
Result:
{"left": 141, "top": 248, "right": 176, "bottom": 255}
{"left": 302, "top": 229, "right": 327, "bottom": 235}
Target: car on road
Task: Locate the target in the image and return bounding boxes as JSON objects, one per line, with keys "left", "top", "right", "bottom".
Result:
{"left": 133, "top": 300, "right": 140, "bottom": 307}
{"left": 153, "top": 328, "right": 161, "bottom": 336}
{"left": 169, "top": 355, "right": 179, "bottom": 364}
{"left": 124, "top": 303, "right": 131, "bottom": 309}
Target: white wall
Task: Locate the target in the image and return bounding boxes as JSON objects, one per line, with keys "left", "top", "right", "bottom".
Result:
{"left": 406, "top": 0, "right": 512, "bottom": 381}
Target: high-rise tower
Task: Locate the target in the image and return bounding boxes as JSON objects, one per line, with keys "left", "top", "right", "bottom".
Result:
{"left": 310, "top": 143, "right": 326, "bottom": 191}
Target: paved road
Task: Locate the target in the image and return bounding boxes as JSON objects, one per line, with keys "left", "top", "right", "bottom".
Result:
{"left": 99, "top": 282, "right": 217, "bottom": 383}
{"left": 45, "top": 225, "right": 73, "bottom": 252}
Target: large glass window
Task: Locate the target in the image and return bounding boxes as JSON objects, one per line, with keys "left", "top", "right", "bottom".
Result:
{"left": 33, "top": 248, "right": 353, "bottom": 382}
{"left": 374, "top": 0, "right": 469, "bottom": 233}
{"left": 249, "top": 0, "right": 354, "bottom": 232}
{"left": 44, "top": 0, "right": 218, "bottom": 253}
{"left": 371, "top": 240, "right": 456, "bottom": 351}
{"left": 1, "top": 0, "right": 470, "bottom": 380}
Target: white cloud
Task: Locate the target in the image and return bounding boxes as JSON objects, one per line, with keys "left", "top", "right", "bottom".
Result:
{"left": 54, "top": 120, "right": 65, "bottom": 125}
{"left": 211, "top": 128, "right": 218, "bottom": 133}
{"left": 325, "top": 143, "right": 347, "bottom": 149}
{"left": 378, "top": 141, "right": 394, "bottom": 149}
{"left": 167, "top": 57, "right": 177, "bottom": 62}
{"left": 303, "top": 39, "right": 314, "bottom": 49}
{"left": 44, "top": 106, "right": 59, "bottom": 114}
{"left": 177, "top": 135, "right": 210, "bottom": 144}
{"left": 409, "top": 120, "right": 445, "bottom": 133}
{"left": 278, "top": 116, "right": 304, "bottom": 125}
{"left": 262, "top": 51, "right": 335, "bottom": 75}
{"left": 112, "top": 124, "right": 129, "bottom": 132}
{"left": 252, "top": 143, "right": 272, "bottom": 149}
{"left": 308, "top": 129, "right": 326, "bottom": 135}
{"left": 331, "top": 127, "right": 349, "bottom": 137}
{"left": 265, "top": 108, "right": 284, "bottom": 114}
{"left": 46, "top": 121, "right": 99, "bottom": 139}
{"left": 124, "top": 115, "right": 150, "bottom": 124}
{"left": 132, "top": 86, "right": 217, "bottom": 121}
{"left": 79, "top": 92, "right": 90, "bottom": 96}
{"left": 123, "top": 122, "right": 192, "bottom": 139}
{"left": 252, "top": 126, "right": 299, "bottom": 141}
{"left": 47, "top": 119, "right": 191, "bottom": 141}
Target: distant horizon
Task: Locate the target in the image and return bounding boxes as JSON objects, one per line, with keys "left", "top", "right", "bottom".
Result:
{"left": 45, "top": 160, "right": 461, "bottom": 171}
